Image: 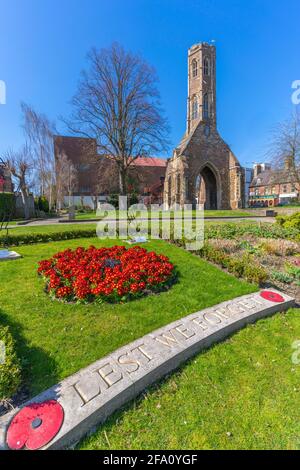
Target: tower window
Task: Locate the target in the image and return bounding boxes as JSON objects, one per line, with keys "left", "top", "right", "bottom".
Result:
{"left": 192, "top": 59, "right": 198, "bottom": 78}
{"left": 203, "top": 94, "right": 209, "bottom": 120}
{"left": 203, "top": 57, "right": 210, "bottom": 76}
{"left": 192, "top": 96, "right": 198, "bottom": 120}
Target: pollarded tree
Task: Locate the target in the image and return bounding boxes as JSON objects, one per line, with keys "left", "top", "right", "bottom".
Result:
{"left": 2, "top": 146, "right": 34, "bottom": 219}
{"left": 55, "top": 151, "right": 78, "bottom": 210}
{"left": 65, "top": 42, "right": 170, "bottom": 195}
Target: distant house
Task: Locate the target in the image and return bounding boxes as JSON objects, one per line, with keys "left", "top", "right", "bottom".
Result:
{"left": 0, "top": 163, "right": 13, "bottom": 193}
{"left": 249, "top": 160, "right": 300, "bottom": 207}
{"left": 54, "top": 135, "right": 167, "bottom": 208}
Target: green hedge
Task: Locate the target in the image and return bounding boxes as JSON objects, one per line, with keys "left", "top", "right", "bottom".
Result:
{"left": 0, "top": 229, "right": 97, "bottom": 247}
{"left": 0, "top": 326, "right": 21, "bottom": 401}
{"left": 0, "top": 193, "right": 15, "bottom": 221}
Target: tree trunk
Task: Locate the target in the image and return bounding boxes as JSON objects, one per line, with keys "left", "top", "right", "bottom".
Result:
{"left": 92, "top": 196, "right": 97, "bottom": 211}
{"left": 20, "top": 187, "right": 30, "bottom": 220}
{"left": 119, "top": 167, "right": 127, "bottom": 196}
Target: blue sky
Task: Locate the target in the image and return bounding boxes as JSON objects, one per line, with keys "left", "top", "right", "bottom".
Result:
{"left": 0, "top": 0, "right": 299, "bottom": 167}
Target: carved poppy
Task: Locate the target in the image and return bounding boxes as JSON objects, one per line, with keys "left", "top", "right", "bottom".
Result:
{"left": 6, "top": 400, "right": 64, "bottom": 451}
{"left": 260, "top": 291, "right": 285, "bottom": 303}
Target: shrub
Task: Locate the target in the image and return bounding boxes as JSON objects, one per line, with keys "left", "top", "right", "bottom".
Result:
{"left": 276, "top": 212, "right": 300, "bottom": 231}
{"left": 259, "top": 238, "right": 300, "bottom": 256}
{"left": 271, "top": 270, "right": 294, "bottom": 284}
{"left": 0, "top": 193, "right": 15, "bottom": 221}
{"left": 0, "top": 228, "right": 97, "bottom": 247}
{"left": 285, "top": 263, "right": 300, "bottom": 281}
{"left": 198, "top": 243, "right": 268, "bottom": 285}
{"left": 34, "top": 196, "right": 49, "bottom": 213}
{"left": 208, "top": 239, "right": 239, "bottom": 254}
{"left": 205, "top": 222, "right": 300, "bottom": 242}
{"left": 0, "top": 326, "right": 21, "bottom": 401}
{"left": 108, "top": 193, "right": 140, "bottom": 209}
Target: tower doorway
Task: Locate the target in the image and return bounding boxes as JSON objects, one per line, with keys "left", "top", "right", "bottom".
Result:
{"left": 196, "top": 166, "right": 218, "bottom": 210}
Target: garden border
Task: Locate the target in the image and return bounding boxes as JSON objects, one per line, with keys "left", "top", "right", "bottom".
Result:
{"left": 0, "top": 289, "right": 294, "bottom": 451}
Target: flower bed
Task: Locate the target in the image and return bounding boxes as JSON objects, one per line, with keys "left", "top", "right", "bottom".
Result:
{"left": 38, "top": 245, "right": 176, "bottom": 303}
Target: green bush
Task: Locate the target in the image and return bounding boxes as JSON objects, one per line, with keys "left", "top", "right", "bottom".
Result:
{"left": 0, "top": 326, "right": 21, "bottom": 401}
{"left": 271, "top": 270, "right": 294, "bottom": 284}
{"left": 0, "top": 228, "right": 98, "bottom": 247}
{"left": 276, "top": 212, "right": 300, "bottom": 231}
{"left": 34, "top": 196, "right": 49, "bottom": 213}
{"left": 108, "top": 193, "right": 140, "bottom": 209}
{"left": 0, "top": 193, "right": 15, "bottom": 221}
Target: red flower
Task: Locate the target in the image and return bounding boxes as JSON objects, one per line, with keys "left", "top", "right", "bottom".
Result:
{"left": 37, "top": 245, "right": 176, "bottom": 303}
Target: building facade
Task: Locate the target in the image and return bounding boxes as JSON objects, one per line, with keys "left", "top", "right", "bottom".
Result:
{"left": 164, "top": 43, "right": 244, "bottom": 210}
{"left": 54, "top": 136, "right": 167, "bottom": 208}
{"left": 249, "top": 160, "right": 300, "bottom": 207}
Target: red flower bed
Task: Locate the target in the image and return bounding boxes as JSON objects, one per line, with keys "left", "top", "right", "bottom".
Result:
{"left": 38, "top": 245, "right": 176, "bottom": 303}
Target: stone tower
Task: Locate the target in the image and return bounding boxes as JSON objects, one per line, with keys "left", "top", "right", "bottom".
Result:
{"left": 164, "top": 43, "right": 244, "bottom": 210}
{"left": 187, "top": 43, "right": 216, "bottom": 134}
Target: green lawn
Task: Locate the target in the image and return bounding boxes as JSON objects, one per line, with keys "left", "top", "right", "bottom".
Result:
{"left": 75, "top": 209, "right": 253, "bottom": 220}
{"left": 0, "top": 238, "right": 255, "bottom": 397}
{"left": 79, "top": 307, "right": 300, "bottom": 450}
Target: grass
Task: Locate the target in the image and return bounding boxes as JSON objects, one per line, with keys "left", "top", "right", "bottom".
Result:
{"left": 79, "top": 307, "right": 300, "bottom": 451}
{"left": 75, "top": 209, "right": 253, "bottom": 220}
{"left": 0, "top": 238, "right": 256, "bottom": 397}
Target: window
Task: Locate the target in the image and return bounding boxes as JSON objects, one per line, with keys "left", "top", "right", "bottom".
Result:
{"left": 192, "top": 59, "right": 198, "bottom": 78}
{"left": 282, "top": 185, "right": 287, "bottom": 193}
{"left": 192, "top": 97, "right": 198, "bottom": 120}
{"left": 203, "top": 94, "right": 209, "bottom": 120}
{"left": 203, "top": 57, "right": 210, "bottom": 76}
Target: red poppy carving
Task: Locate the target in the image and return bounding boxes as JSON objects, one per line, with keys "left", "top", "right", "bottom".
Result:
{"left": 260, "top": 290, "right": 285, "bottom": 303}
{"left": 6, "top": 400, "right": 64, "bottom": 450}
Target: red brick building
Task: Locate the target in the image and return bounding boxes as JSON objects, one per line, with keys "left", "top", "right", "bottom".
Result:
{"left": 54, "top": 136, "right": 167, "bottom": 207}
{"left": 249, "top": 161, "right": 300, "bottom": 207}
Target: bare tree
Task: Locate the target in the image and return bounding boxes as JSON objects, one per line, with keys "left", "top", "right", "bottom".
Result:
{"left": 268, "top": 111, "right": 300, "bottom": 199}
{"left": 55, "top": 152, "right": 78, "bottom": 210}
{"left": 65, "top": 43, "right": 170, "bottom": 195}
{"left": 3, "top": 146, "right": 33, "bottom": 219}
{"left": 21, "top": 102, "right": 57, "bottom": 209}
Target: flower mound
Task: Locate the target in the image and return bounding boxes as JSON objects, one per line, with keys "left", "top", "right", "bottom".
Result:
{"left": 38, "top": 245, "right": 176, "bottom": 303}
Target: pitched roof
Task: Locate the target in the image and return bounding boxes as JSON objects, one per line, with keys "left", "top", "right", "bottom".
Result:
{"left": 131, "top": 157, "right": 167, "bottom": 167}
{"left": 251, "top": 168, "right": 300, "bottom": 186}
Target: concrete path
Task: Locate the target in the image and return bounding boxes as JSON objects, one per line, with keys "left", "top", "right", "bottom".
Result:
{"left": 8, "top": 216, "right": 275, "bottom": 228}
